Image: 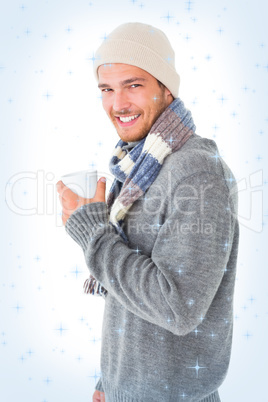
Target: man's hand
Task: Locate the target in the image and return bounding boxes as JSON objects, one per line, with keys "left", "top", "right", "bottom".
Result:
{"left": 56, "top": 177, "right": 106, "bottom": 225}
{"left": 92, "top": 390, "right": 105, "bottom": 402}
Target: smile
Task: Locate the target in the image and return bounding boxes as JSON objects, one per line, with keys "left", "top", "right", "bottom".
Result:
{"left": 115, "top": 114, "right": 141, "bottom": 126}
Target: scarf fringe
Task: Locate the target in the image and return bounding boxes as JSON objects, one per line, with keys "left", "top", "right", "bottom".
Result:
{"left": 83, "top": 276, "right": 108, "bottom": 297}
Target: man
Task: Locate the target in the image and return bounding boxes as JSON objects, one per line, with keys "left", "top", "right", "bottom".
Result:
{"left": 57, "top": 23, "right": 239, "bottom": 402}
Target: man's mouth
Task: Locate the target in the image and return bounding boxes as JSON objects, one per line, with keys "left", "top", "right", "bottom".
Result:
{"left": 115, "top": 114, "right": 141, "bottom": 127}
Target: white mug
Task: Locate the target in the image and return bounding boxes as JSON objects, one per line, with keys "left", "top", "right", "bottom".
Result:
{"left": 61, "top": 169, "right": 97, "bottom": 199}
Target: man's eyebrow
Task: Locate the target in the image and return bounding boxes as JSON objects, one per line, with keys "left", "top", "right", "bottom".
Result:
{"left": 98, "top": 77, "right": 146, "bottom": 89}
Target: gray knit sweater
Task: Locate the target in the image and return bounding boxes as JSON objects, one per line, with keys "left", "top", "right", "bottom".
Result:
{"left": 66, "top": 133, "right": 239, "bottom": 402}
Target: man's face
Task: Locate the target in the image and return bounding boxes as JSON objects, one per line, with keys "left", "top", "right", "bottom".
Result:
{"left": 98, "top": 63, "right": 173, "bottom": 142}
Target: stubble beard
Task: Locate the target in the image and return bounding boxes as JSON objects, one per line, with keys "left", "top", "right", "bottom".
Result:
{"left": 111, "top": 91, "right": 170, "bottom": 142}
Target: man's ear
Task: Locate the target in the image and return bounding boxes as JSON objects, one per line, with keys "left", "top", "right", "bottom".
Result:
{"left": 165, "top": 87, "right": 174, "bottom": 102}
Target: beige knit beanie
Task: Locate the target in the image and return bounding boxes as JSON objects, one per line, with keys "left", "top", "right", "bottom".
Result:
{"left": 93, "top": 22, "right": 180, "bottom": 98}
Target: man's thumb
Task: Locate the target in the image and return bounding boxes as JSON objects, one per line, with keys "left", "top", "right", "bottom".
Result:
{"left": 94, "top": 177, "right": 106, "bottom": 202}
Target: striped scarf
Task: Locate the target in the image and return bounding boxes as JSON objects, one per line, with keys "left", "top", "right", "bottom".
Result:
{"left": 84, "top": 97, "right": 196, "bottom": 296}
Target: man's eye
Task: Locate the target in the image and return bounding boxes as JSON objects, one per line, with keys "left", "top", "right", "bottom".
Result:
{"left": 130, "top": 84, "right": 141, "bottom": 88}
{"left": 102, "top": 88, "right": 112, "bottom": 92}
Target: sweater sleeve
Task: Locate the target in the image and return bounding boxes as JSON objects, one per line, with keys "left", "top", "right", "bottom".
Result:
{"left": 95, "top": 378, "right": 104, "bottom": 392}
{"left": 65, "top": 172, "right": 236, "bottom": 336}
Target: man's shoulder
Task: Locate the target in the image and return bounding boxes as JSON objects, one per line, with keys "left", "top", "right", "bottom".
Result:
{"left": 166, "top": 133, "right": 219, "bottom": 169}
{"left": 160, "top": 134, "right": 236, "bottom": 190}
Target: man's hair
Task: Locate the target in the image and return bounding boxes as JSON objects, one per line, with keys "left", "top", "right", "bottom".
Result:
{"left": 157, "top": 79, "right": 174, "bottom": 100}
{"left": 157, "top": 79, "right": 164, "bottom": 89}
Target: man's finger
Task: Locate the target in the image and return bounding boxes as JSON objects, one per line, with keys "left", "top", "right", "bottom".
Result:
{"left": 61, "top": 211, "right": 69, "bottom": 226}
{"left": 92, "top": 390, "right": 102, "bottom": 402}
{"left": 61, "top": 194, "right": 80, "bottom": 211}
{"left": 56, "top": 181, "right": 77, "bottom": 201}
{"left": 56, "top": 180, "right": 64, "bottom": 193}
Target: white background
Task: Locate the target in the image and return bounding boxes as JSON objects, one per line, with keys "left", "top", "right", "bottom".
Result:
{"left": 1, "top": 0, "right": 267, "bottom": 401}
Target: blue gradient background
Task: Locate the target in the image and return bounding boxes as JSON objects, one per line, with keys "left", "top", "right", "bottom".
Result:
{"left": 1, "top": 1, "right": 267, "bottom": 401}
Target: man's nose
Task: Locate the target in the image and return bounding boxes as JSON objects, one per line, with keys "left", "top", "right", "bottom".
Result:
{"left": 112, "top": 91, "right": 131, "bottom": 112}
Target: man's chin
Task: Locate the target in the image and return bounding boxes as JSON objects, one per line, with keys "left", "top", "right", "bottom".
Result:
{"left": 111, "top": 117, "right": 148, "bottom": 142}
{"left": 115, "top": 129, "right": 148, "bottom": 143}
